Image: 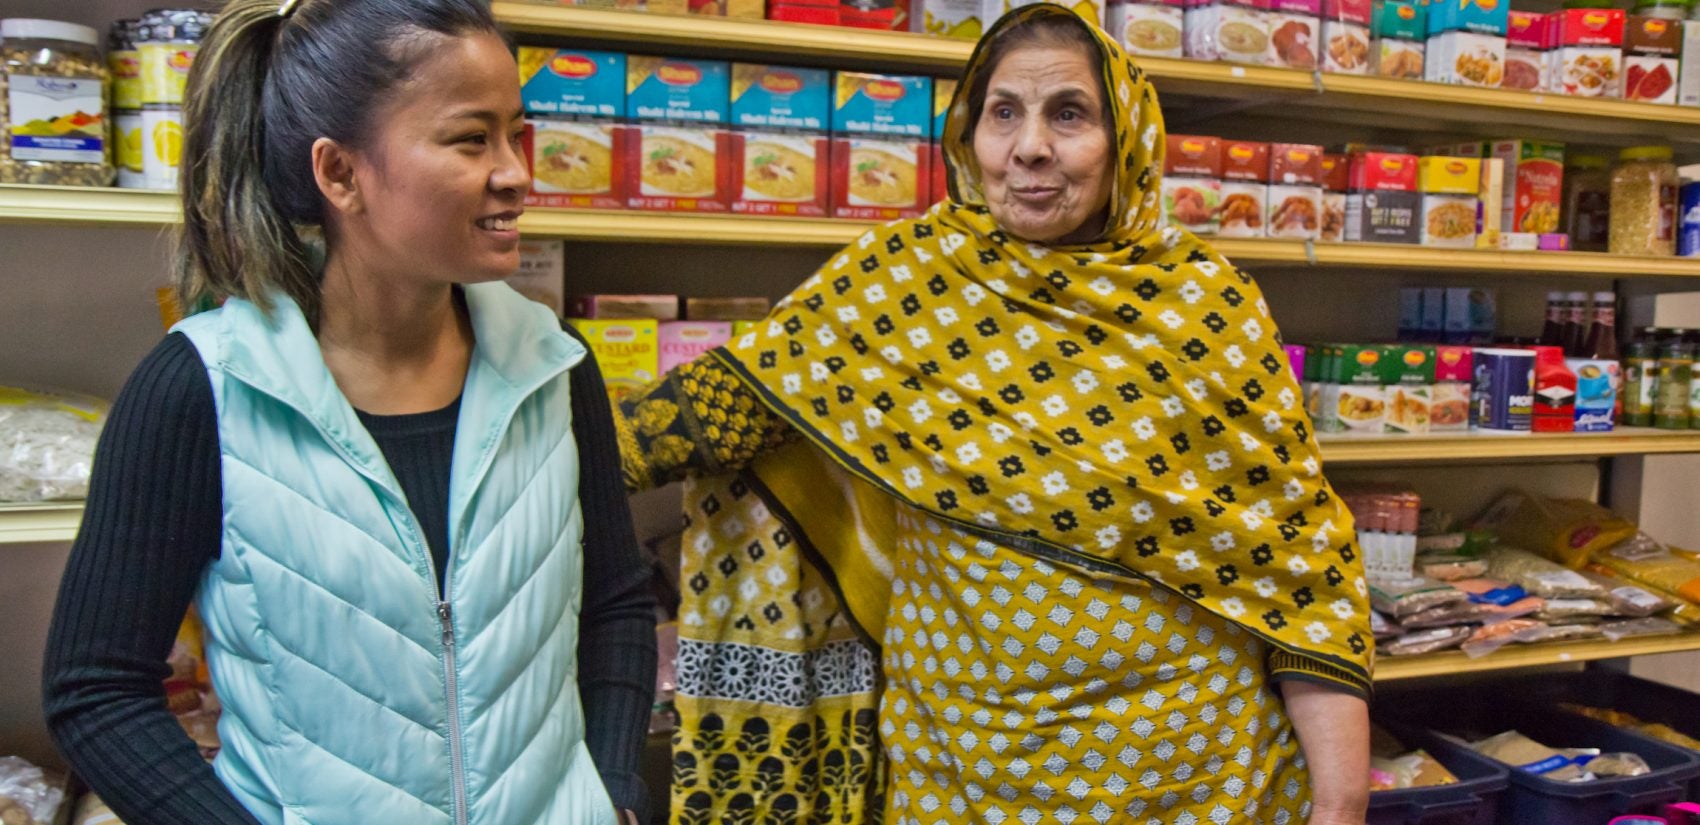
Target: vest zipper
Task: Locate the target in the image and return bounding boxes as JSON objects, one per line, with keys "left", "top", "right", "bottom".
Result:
{"left": 438, "top": 601, "right": 470, "bottom": 825}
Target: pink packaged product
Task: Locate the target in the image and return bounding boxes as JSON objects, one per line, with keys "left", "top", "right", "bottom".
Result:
{"left": 1432, "top": 345, "right": 1473, "bottom": 431}
{"left": 1269, "top": 0, "right": 1322, "bottom": 69}
{"left": 1504, "top": 11, "right": 1548, "bottom": 91}
{"left": 658, "top": 320, "right": 733, "bottom": 372}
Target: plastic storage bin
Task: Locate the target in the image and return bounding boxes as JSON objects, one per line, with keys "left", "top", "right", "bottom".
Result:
{"left": 1369, "top": 720, "right": 1511, "bottom": 825}
{"left": 1377, "top": 688, "right": 1700, "bottom": 825}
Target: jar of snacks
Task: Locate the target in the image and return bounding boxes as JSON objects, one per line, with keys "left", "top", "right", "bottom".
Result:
{"left": 1610, "top": 146, "right": 1678, "bottom": 257}
{"left": 0, "top": 18, "right": 114, "bottom": 187}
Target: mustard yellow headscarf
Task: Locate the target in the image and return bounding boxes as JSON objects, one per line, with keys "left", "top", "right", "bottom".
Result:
{"left": 720, "top": 5, "right": 1372, "bottom": 682}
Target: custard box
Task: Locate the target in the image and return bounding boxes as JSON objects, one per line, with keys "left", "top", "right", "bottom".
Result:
{"left": 519, "top": 48, "right": 629, "bottom": 210}
{"left": 659, "top": 321, "right": 734, "bottom": 373}
{"left": 730, "top": 64, "right": 832, "bottom": 216}
{"left": 570, "top": 319, "right": 660, "bottom": 401}
{"left": 831, "top": 72, "right": 933, "bottom": 220}
{"left": 626, "top": 57, "right": 733, "bottom": 212}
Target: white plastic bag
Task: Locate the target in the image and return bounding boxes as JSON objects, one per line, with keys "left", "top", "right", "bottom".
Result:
{"left": 0, "top": 756, "right": 67, "bottom": 825}
{"left": 0, "top": 386, "right": 107, "bottom": 502}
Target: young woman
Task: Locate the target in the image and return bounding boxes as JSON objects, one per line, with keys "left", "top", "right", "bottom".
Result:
{"left": 41, "top": 2, "right": 656, "bottom": 824}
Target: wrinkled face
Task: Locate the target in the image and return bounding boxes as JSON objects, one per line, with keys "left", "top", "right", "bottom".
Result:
{"left": 971, "top": 44, "right": 1114, "bottom": 245}
{"left": 345, "top": 32, "right": 530, "bottom": 284}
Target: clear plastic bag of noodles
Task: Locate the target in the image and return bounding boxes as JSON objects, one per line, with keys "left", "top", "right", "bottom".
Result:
{"left": 0, "top": 385, "right": 108, "bottom": 502}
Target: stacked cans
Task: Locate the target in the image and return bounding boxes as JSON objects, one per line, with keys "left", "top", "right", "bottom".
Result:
{"left": 117, "top": 9, "right": 210, "bottom": 191}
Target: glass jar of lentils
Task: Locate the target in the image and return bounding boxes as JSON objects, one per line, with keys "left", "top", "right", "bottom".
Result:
{"left": 1, "top": 18, "right": 114, "bottom": 187}
{"left": 1609, "top": 145, "right": 1679, "bottom": 257}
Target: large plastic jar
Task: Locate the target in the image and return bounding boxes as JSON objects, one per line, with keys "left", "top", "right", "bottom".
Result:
{"left": 1565, "top": 154, "right": 1612, "bottom": 252}
{"left": 1610, "top": 146, "right": 1678, "bottom": 257}
{"left": 0, "top": 18, "right": 114, "bottom": 186}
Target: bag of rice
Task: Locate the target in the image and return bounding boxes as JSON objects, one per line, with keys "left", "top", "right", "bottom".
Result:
{"left": 0, "top": 386, "right": 107, "bottom": 502}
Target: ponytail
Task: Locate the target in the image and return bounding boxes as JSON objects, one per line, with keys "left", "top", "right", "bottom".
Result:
{"left": 173, "top": 0, "right": 499, "bottom": 326}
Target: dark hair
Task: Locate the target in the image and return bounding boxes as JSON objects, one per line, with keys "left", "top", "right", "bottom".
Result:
{"left": 962, "top": 13, "right": 1107, "bottom": 147}
{"left": 176, "top": 0, "right": 500, "bottom": 325}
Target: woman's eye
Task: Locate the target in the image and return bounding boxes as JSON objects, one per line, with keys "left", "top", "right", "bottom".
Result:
{"left": 462, "top": 133, "right": 488, "bottom": 146}
{"left": 1058, "top": 109, "right": 1081, "bottom": 123}
{"left": 993, "top": 106, "right": 1015, "bottom": 120}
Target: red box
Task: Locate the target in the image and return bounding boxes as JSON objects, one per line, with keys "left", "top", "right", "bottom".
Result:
{"left": 931, "top": 142, "right": 948, "bottom": 204}
{"left": 1527, "top": 345, "right": 1578, "bottom": 432}
{"left": 1552, "top": 8, "right": 1625, "bottom": 46}
{"left": 1348, "top": 151, "right": 1418, "bottom": 191}
{"left": 839, "top": 0, "right": 898, "bottom": 28}
{"left": 624, "top": 125, "right": 735, "bottom": 212}
{"left": 1165, "top": 134, "right": 1222, "bottom": 177}
{"left": 522, "top": 122, "right": 632, "bottom": 210}
{"left": 1321, "top": 152, "right": 1351, "bottom": 191}
{"left": 768, "top": 2, "right": 840, "bottom": 23}
{"left": 1221, "top": 141, "right": 1270, "bottom": 181}
{"left": 1323, "top": 0, "right": 1371, "bottom": 26}
{"left": 830, "top": 136, "right": 932, "bottom": 220}
{"left": 1507, "top": 10, "right": 1544, "bottom": 47}
{"left": 729, "top": 132, "right": 831, "bottom": 216}
{"left": 1627, "top": 14, "right": 1682, "bottom": 54}
{"left": 1270, "top": 142, "right": 1325, "bottom": 184}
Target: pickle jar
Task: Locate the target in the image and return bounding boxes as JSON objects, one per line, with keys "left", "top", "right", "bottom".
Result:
{"left": 0, "top": 18, "right": 114, "bottom": 187}
{"left": 1610, "top": 146, "right": 1679, "bottom": 257}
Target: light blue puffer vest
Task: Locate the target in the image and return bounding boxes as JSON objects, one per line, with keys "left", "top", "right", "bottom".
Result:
{"left": 173, "top": 283, "right": 616, "bottom": 825}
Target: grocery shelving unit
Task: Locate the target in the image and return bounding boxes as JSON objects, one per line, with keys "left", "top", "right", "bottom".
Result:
{"left": 1375, "top": 633, "right": 1700, "bottom": 681}
{"left": 0, "top": 504, "right": 84, "bottom": 546}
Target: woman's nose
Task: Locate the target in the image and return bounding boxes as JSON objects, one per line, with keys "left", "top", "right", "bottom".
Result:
{"left": 1012, "top": 120, "right": 1053, "bottom": 167}
{"left": 492, "top": 134, "right": 533, "bottom": 198}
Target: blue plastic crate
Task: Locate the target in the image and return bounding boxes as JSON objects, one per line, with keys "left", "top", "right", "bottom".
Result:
{"left": 1493, "top": 671, "right": 1700, "bottom": 799}
{"left": 1369, "top": 721, "right": 1510, "bottom": 825}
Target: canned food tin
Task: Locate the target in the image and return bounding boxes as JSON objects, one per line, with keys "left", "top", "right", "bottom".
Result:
{"left": 141, "top": 105, "right": 183, "bottom": 191}
{"left": 138, "top": 9, "right": 209, "bottom": 106}
{"left": 1473, "top": 347, "right": 1536, "bottom": 431}
{"left": 114, "top": 109, "right": 146, "bottom": 189}
{"left": 108, "top": 19, "right": 142, "bottom": 110}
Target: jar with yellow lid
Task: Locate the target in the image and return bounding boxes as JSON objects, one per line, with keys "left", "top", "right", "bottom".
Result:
{"left": 1610, "top": 146, "right": 1678, "bottom": 257}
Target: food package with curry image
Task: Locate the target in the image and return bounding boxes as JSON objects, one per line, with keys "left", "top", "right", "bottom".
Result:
{"left": 1185, "top": 0, "right": 1273, "bottom": 64}
{"left": 1322, "top": 0, "right": 1373, "bottom": 73}
{"left": 1162, "top": 134, "right": 1222, "bottom": 235}
{"left": 1217, "top": 140, "right": 1269, "bottom": 238}
{"left": 520, "top": 48, "right": 628, "bottom": 210}
{"left": 1108, "top": 0, "right": 1187, "bottom": 58}
{"left": 1426, "top": 30, "right": 1507, "bottom": 87}
{"left": 1320, "top": 152, "right": 1349, "bottom": 242}
{"left": 1488, "top": 139, "right": 1564, "bottom": 235}
{"left": 1382, "top": 345, "right": 1438, "bottom": 435}
{"left": 730, "top": 63, "right": 832, "bottom": 216}
{"left": 1373, "top": 0, "right": 1427, "bottom": 78}
{"left": 1327, "top": 344, "right": 1393, "bottom": 433}
{"left": 831, "top": 71, "right": 933, "bottom": 220}
{"left": 909, "top": 0, "right": 1004, "bottom": 41}
{"left": 1267, "top": 0, "right": 1322, "bottom": 69}
{"left": 1432, "top": 345, "right": 1474, "bottom": 432}
{"left": 1552, "top": 8, "right": 1626, "bottom": 98}
{"left": 1625, "top": 15, "right": 1683, "bottom": 104}
{"left": 1419, "top": 156, "right": 1482, "bottom": 247}
{"left": 1503, "top": 10, "right": 1549, "bottom": 91}
{"left": 1267, "top": 143, "right": 1324, "bottom": 240}
{"left": 569, "top": 319, "right": 660, "bottom": 402}
{"left": 626, "top": 56, "right": 733, "bottom": 212}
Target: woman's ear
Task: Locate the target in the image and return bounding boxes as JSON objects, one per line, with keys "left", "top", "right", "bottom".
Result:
{"left": 312, "top": 136, "right": 361, "bottom": 216}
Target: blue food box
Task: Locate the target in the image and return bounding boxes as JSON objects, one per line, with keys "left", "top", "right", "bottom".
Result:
{"left": 832, "top": 71, "right": 932, "bottom": 137}
{"left": 1680, "top": 178, "right": 1700, "bottom": 257}
{"left": 731, "top": 64, "right": 830, "bottom": 131}
{"left": 1566, "top": 358, "right": 1620, "bottom": 432}
{"left": 628, "top": 56, "right": 730, "bottom": 123}
{"left": 519, "top": 48, "right": 625, "bottom": 118}
{"left": 1425, "top": 0, "right": 1509, "bottom": 37}
{"left": 1473, "top": 347, "right": 1535, "bottom": 431}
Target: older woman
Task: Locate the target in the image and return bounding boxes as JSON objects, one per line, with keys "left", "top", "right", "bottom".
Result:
{"left": 620, "top": 7, "right": 1372, "bottom": 824}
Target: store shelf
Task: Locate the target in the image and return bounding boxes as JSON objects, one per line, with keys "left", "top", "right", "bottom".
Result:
{"left": 0, "top": 502, "right": 83, "bottom": 545}
{"left": 0, "top": 184, "right": 176, "bottom": 228}
{"left": 519, "top": 207, "right": 868, "bottom": 246}
{"left": 1319, "top": 427, "right": 1700, "bottom": 465}
{"left": 491, "top": 4, "right": 1700, "bottom": 144}
{"left": 1375, "top": 631, "right": 1700, "bottom": 681}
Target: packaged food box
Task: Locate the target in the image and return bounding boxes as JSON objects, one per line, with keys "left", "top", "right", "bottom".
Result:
{"left": 931, "top": 78, "right": 957, "bottom": 203}
{"left": 1681, "top": 20, "right": 1700, "bottom": 106}
{"left": 1383, "top": 345, "right": 1437, "bottom": 434}
{"left": 1426, "top": 30, "right": 1507, "bottom": 87}
{"left": 1566, "top": 357, "right": 1620, "bottom": 432}
{"left": 1285, "top": 344, "right": 1307, "bottom": 384}
{"left": 1433, "top": 345, "right": 1474, "bottom": 431}
{"left": 1527, "top": 345, "right": 1578, "bottom": 432}
{"left": 1488, "top": 139, "right": 1563, "bottom": 235}
{"left": 831, "top": 72, "right": 932, "bottom": 220}
{"left": 1625, "top": 16, "right": 1682, "bottom": 103}
{"left": 1185, "top": 0, "right": 1272, "bottom": 64}
{"left": 509, "top": 240, "right": 565, "bottom": 316}
{"left": 1398, "top": 288, "right": 1423, "bottom": 339}
{"left": 1477, "top": 156, "right": 1504, "bottom": 248}
{"left": 1164, "top": 135, "right": 1223, "bottom": 235}
{"left": 1504, "top": 11, "right": 1548, "bottom": 91}
{"left": 1268, "top": 143, "right": 1324, "bottom": 240}
{"left": 1320, "top": 152, "right": 1350, "bottom": 242}
{"left": 839, "top": 0, "right": 902, "bottom": 29}
{"left": 1268, "top": 0, "right": 1322, "bottom": 68}
{"left": 1424, "top": 0, "right": 1507, "bottom": 37}
{"left": 685, "top": 296, "right": 771, "bottom": 320}
{"left": 519, "top": 49, "right": 629, "bottom": 210}
{"left": 627, "top": 57, "right": 734, "bottom": 212}
{"left": 730, "top": 64, "right": 831, "bottom": 217}
{"left": 1419, "top": 286, "right": 1446, "bottom": 341}
{"left": 1442, "top": 287, "right": 1496, "bottom": 344}
{"left": 911, "top": 0, "right": 1002, "bottom": 40}
{"left": 570, "top": 319, "right": 660, "bottom": 400}
{"left": 1305, "top": 342, "right": 1332, "bottom": 423}
{"left": 1418, "top": 156, "right": 1481, "bottom": 247}
{"left": 659, "top": 320, "right": 734, "bottom": 373}
{"left": 1322, "top": 0, "right": 1373, "bottom": 73}
{"left": 1330, "top": 344, "right": 1391, "bottom": 433}
{"left": 568, "top": 294, "right": 681, "bottom": 320}
{"left": 770, "top": 0, "right": 841, "bottom": 24}
{"left": 1345, "top": 151, "right": 1420, "bottom": 244}
{"left": 1552, "top": 8, "right": 1625, "bottom": 97}
{"left": 1374, "top": 0, "right": 1427, "bottom": 77}
{"left": 1218, "top": 140, "right": 1269, "bottom": 238}
{"left": 1473, "top": 347, "right": 1535, "bottom": 431}
{"left": 1109, "top": 0, "right": 1188, "bottom": 58}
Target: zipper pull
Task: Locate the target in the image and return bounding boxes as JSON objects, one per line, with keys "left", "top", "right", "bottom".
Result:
{"left": 438, "top": 602, "right": 455, "bottom": 648}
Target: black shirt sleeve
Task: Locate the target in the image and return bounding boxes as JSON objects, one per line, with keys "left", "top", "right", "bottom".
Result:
{"left": 563, "top": 322, "right": 661, "bottom": 823}
{"left": 41, "top": 333, "right": 264, "bottom": 825}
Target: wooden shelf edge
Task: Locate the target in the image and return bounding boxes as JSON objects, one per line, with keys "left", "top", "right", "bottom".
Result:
{"left": 0, "top": 184, "right": 177, "bottom": 227}
{"left": 1321, "top": 73, "right": 1700, "bottom": 130}
{"left": 1319, "top": 429, "right": 1700, "bottom": 464}
{"left": 0, "top": 502, "right": 83, "bottom": 545}
{"left": 1374, "top": 631, "right": 1700, "bottom": 681}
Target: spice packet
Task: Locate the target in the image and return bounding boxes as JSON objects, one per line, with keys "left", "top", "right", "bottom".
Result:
{"left": 1370, "top": 576, "right": 1468, "bottom": 617}
{"left": 1379, "top": 625, "right": 1473, "bottom": 656}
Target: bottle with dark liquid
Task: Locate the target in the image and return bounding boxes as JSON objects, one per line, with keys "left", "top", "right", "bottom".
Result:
{"left": 1583, "top": 291, "right": 1619, "bottom": 359}
{"left": 1540, "top": 291, "right": 1568, "bottom": 347}
{"left": 1562, "top": 290, "right": 1590, "bottom": 356}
